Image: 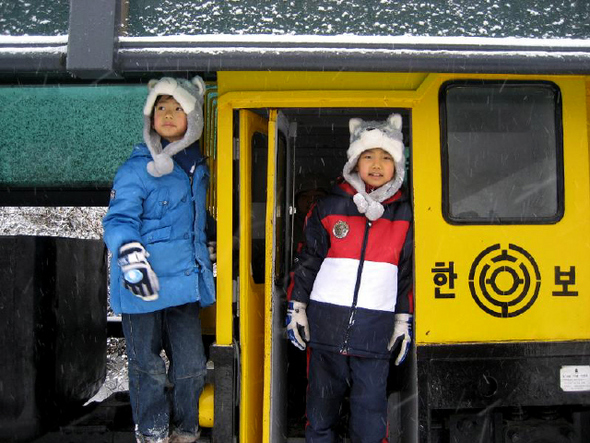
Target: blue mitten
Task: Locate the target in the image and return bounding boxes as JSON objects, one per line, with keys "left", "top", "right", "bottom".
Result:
{"left": 286, "top": 301, "right": 310, "bottom": 350}
{"left": 118, "top": 242, "right": 160, "bottom": 301}
{"left": 388, "top": 313, "right": 412, "bottom": 365}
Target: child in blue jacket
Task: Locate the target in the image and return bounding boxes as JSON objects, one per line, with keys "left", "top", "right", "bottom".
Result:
{"left": 286, "top": 114, "right": 413, "bottom": 443}
{"left": 103, "top": 76, "right": 215, "bottom": 443}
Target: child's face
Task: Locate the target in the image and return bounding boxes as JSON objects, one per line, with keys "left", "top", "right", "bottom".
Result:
{"left": 356, "top": 148, "right": 395, "bottom": 189}
{"left": 152, "top": 95, "right": 188, "bottom": 142}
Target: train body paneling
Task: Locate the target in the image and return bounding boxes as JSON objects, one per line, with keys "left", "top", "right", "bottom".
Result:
{"left": 3, "top": 3, "right": 590, "bottom": 441}
{"left": 2, "top": 70, "right": 590, "bottom": 443}
{"left": 414, "top": 76, "right": 590, "bottom": 344}
{"left": 212, "top": 70, "right": 590, "bottom": 442}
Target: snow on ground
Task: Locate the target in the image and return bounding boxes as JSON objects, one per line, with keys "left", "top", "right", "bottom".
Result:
{"left": 0, "top": 206, "right": 106, "bottom": 239}
{"left": 87, "top": 336, "right": 129, "bottom": 404}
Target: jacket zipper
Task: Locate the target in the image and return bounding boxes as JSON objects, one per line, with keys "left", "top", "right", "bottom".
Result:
{"left": 340, "top": 219, "right": 372, "bottom": 354}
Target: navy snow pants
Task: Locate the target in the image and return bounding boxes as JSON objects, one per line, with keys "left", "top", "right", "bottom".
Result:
{"left": 306, "top": 348, "right": 390, "bottom": 443}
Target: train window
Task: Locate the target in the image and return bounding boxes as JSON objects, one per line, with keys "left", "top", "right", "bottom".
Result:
{"left": 251, "top": 131, "right": 268, "bottom": 284}
{"left": 441, "top": 82, "right": 564, "bottom": 224}
{"left": 274, "top": 130, "right": 288, "bottom": 284}
{"left": 0, "top": 85, "right": 144, "bottom": 189}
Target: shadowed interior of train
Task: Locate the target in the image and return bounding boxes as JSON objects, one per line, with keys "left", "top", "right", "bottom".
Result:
{"left": 244, "top": 107, "right": 413, "bottom": 440}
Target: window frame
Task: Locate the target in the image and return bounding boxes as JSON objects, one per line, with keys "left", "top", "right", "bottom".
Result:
{"left": 439, "top": 80, "right": 565, "bottom": 225}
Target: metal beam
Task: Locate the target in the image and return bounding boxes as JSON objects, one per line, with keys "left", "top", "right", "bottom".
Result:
{"left": 66, "top": 0, "right": 121, "bottom": 79}
{"left": 116, "top": 36, "right": 590, "bottom": 75}
{"left": 2, "top": 34, "right": 590, "bottom": 77}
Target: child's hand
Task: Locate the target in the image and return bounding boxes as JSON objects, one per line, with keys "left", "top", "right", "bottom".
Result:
{"left": 207, "top": 241, "right": 217, "bottom": 262}
{"left": 118, "top": 242, "right": 160, "bottom": 301}
{"left": 286, "top": 301, "right": 310, "bottom": 350}
{"left": 388, "top": 313, "right": 412, "bottom": 365}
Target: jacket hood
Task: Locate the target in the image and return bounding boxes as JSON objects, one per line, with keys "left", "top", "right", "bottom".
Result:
{"left": 142, "top": 76, "right": 206, "bottom": 177}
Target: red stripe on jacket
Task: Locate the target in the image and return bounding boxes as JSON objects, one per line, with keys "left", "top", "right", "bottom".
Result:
{"left": 321, "top": 214, "right": 410, "bottom": 264}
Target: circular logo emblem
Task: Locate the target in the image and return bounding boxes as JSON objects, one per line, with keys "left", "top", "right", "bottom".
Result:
{"left": 333, "top": 220, "right": 350, "bottom": 239}
{"left": 469, "top": 244, "right": 541, "bottom": 318}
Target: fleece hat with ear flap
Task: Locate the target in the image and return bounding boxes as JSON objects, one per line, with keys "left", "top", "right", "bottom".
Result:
{"left": 143, "top": 76, "right": 206, "bottom": 177}
{"left": 342, "top": 113, "right": 406, "bottom": 221}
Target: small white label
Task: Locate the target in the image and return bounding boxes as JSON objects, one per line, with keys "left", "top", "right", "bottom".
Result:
{"left": 560, "top": 365, "right": 590, "bottom": 392}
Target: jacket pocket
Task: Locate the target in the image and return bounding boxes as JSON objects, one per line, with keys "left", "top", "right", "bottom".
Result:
{"left": 142, "top": 225, "right": 172, "bottom": 244}
{"left": 144, "top": 188, "right": 170, "bottom": 219}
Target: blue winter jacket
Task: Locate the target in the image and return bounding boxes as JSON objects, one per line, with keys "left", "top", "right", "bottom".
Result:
{"left": 103, "top": 143, "right": 216, "bottom": 314}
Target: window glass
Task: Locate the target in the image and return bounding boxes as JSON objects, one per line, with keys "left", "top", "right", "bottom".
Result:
{"left": 125, "top": 0, "right": 589, "bottom": 38}
{"left": 251, "top": 131, "right": 268, "bottom": 284}
{"left": 0, "top": 85, "right": 145, "bottom": 188}
{"left": 275, "top": 132, "right": 287, "bottom": 283}
{"left": 0, "top": 1, "right": 69, "bottom": 36}
{"left": 442, "top": 83, "right": 563, "bottom": 224}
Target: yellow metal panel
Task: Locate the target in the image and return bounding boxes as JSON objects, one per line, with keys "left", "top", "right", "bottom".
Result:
{"left": 203, "top": 84, "right": 218, "bottom": 217}
{"left": 214, "top": 71, "right": 590, "bottom": 440}
{"left": 198, "top": 383, "right": 214, "bottom": 428}
{"left": 587, "top": 79, "right": 590, "bottom": 149}
{"left": 215, "top": 100, "right": 234, "bottom": 345}
{"left": 218, "top": 71, "right": 428, "bottom": 95}
{"left": 262, "top": 110, "right": 278, "bottom": 443}
{"left": 238, "top": 110, "right": 269, "bottom": 443}
{"left": 412, "top": 74, "right": 590, "bottom": 344}
{"left": 211, "top": 88, "right": 426, "bottom": 110}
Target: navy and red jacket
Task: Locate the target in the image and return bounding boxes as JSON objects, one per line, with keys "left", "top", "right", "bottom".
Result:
{"left": 289, "top": 179, "right": 413, "bottom": 359}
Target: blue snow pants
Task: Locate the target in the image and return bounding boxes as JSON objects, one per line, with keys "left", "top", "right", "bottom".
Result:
{"left": 306, "top": 348, "right": 390, "bottom": 443}
{"left": 122, "top": 302, "right": 207, "bottom": 441}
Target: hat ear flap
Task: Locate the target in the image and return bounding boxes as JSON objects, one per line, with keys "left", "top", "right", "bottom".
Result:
{"left": 349, "top": 118, "right": 363, "bottom": 134}
{"left": 191, "top": 75, "right": 206, "bottom": 97}
{"left": 387, "top": 113, "right": 402, "bottom": 131}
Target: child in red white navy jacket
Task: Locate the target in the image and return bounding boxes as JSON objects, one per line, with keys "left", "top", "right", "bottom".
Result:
{"left": 286, "top": 113, "right": 413, "bottom": 443}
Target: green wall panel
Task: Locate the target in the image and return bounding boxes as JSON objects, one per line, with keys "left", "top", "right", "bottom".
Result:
{"left": 0, "top": 85, "right": 145, "bottom": 187}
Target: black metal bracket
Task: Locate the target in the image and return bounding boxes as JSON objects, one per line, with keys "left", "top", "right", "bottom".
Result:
{"left": 210, "top": 342, "right": 236, "bottom": 443}
{"left": 66, "top": 0, "right": 123, "bottom": 79}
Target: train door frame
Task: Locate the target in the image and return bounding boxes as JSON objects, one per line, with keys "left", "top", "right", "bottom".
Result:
{"left": 235, "top": 108, "right": 297, "bottom": 443}
{"left": 216, "top": 71, "right": 432, "bottom": 442}
{"left": 262, "top": 110, "right": 292, "bottom": 442}
{"left": 237, "top": 109, "right": 268, "bottom": 443}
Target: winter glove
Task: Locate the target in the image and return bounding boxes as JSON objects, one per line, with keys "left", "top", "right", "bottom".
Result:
{"left": 388, "top": 313, "right": 412, "bottom": 366}
{"left": 118, "top": 242, "right": 160, "bottom": 301}
{"left": 286, "top": 301, "right": 310, "bottom": 350}
{"left": 207, "top": 241, "right": 217, "bottom": 262}
{"left": 207, "top": 241, "right": 217, "bottom": 277}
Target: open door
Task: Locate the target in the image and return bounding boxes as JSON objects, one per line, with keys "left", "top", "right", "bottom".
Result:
{"left": 238, "top": 109, "right": 293, "bottom": 443}
{"left": 238, "top": 109, "right": 268, "bottom": 443}
{"left": 262, "top": 110, "right": 292, "bottom": 443}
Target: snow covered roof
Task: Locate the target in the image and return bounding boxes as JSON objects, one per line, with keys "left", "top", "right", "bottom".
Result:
{"left": 124, "top": 0, "right": 590, "bottom": 40}
{"left": 2, "top": 0, "right": 589, "bottom": 40}
{"left": 1, "top": 0, "right": 590, "bottom": 76}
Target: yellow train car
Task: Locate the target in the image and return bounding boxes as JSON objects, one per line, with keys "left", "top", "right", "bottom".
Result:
{"left": 2, "top": 2, "right": 590, "bottom": 443}
{"left": 214, "top": 71, "right": 590, "bottom": 443}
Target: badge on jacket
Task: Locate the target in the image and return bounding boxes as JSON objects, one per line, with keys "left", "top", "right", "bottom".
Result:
{"left": 333, "top": 220, "right": 350, "bottom": 239}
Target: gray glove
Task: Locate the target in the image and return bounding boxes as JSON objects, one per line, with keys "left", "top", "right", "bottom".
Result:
{"left": 388, "top": 313, "right": 412, "bottom": 365}
{"left": 207, "top": 241, "right": 217, "bottom": 277}
{"left": 286, "top": 301, "right": 310, "bottom": 350}
{"left": 118, "top": 242, "right": 159, "bottom": 301}
{"left": 207, "top": 240, "right": 217, "bottom": 261}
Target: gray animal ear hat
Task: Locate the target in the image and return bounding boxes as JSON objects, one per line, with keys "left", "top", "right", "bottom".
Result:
{"left": 143, "top": 76, "right": 206, "bottom": 177}
{"left": 342, "top": 113, "right": 405, "bottom": 221}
